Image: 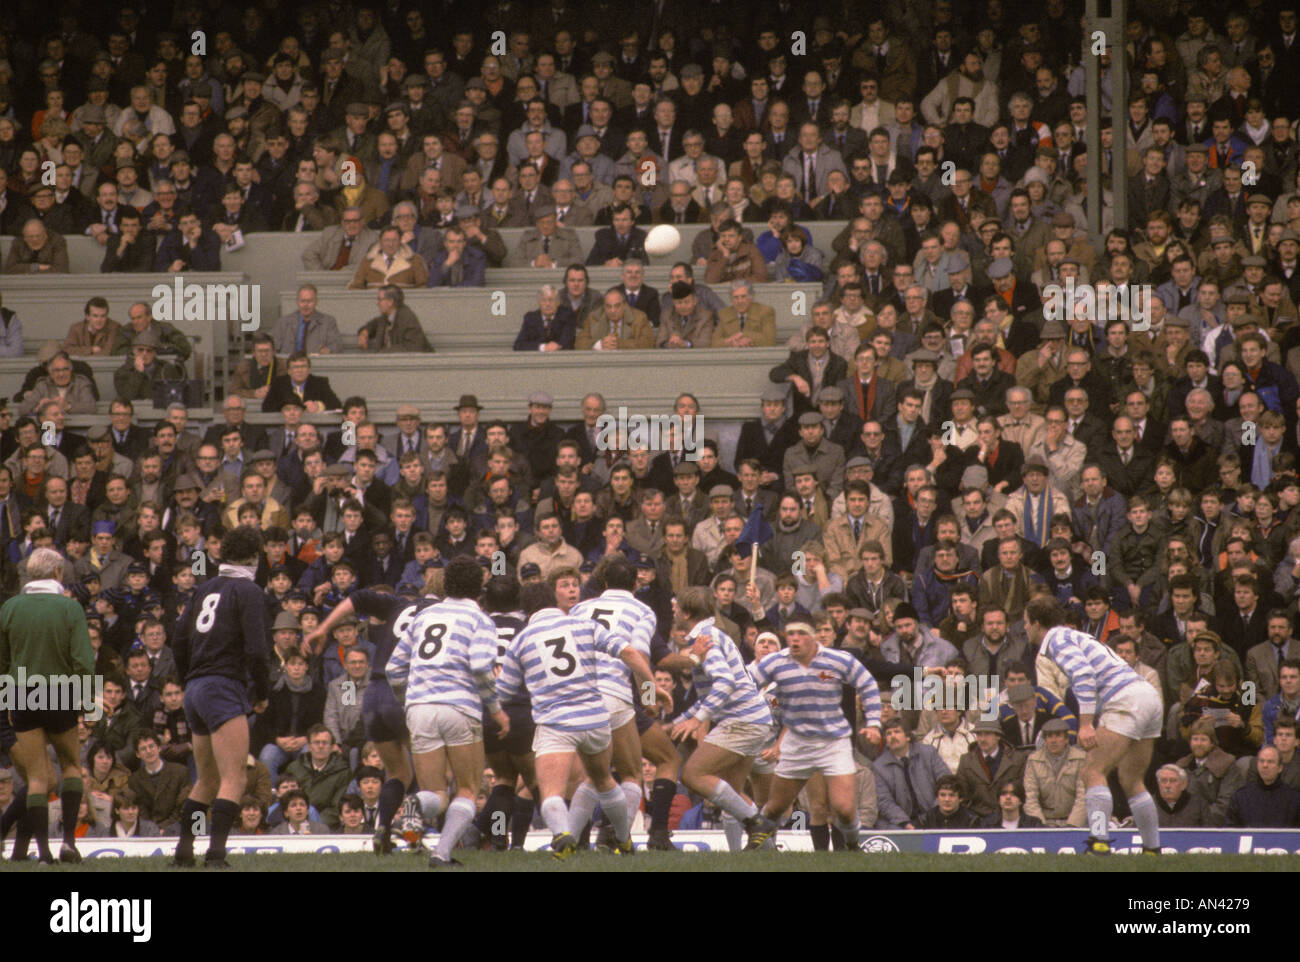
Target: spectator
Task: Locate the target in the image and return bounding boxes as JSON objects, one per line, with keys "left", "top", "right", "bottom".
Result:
{"left": 18, "top": 352, "right": 96, "bottom": 416}
{"left": 301, "top": 206, "right": 379, "bottom": 270}
{"left": 348, "top": 224, "right": 429, "bottom": 288}
{"left": 358, "top": 285, "right": 433, "bottom": 352}
{"left": 262, "top": 352, "right": 343, "bottom": 414}
{"left": 575, "top": 288, "right": 654, "bottom": 350}
{"left": 513, "top": 284, "right": 577, "bottom": 352}
{"left": 1022, "top": 718, "right": 1088, "bottom": 826}
{"left": 100, "top": 205, "right": 156, "bottom": 272}
{"left": 125, "top": 731, "right": 189, "bottom": 833}
{"left": 154, "top": 207, "right": 221, "bottom": 271}
{"left": 1225, "top": 745, "right": 1300, "bottom": 826}
{"left": 507, "top": 204, "right": 583, "bottom": 267}
{"left": 705, "top": 218, "right": 769, "bottom": 284}
{"left": 657, "top": 281, "right": 716, "bottom": 349}
{"left": 112, "top": 329, "right": 168, "bottom": 402}
{"left": 272, "top": 284, "right": 342, "bottom": 356}
{"left": 1155, "top": 763, "right": 1208, "bottom": 827}
{"left": 5, "top": 217, "right": 70, "bottom": 273}
{"left": 713, "top": 280, "right": 777, "bottom": 347}
{"left": 873, "top": 717, "right": 952, "bottom": 829}
{"left": 427, "top": 225, "right": 486, "bottom": 287}
{"left": 62, "top": 297, "right": 129, "bottom": 357}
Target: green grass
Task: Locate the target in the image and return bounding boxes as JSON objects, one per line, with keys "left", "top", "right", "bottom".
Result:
{"left": 0, "top": 851, "right": 1289, "bottom": 872}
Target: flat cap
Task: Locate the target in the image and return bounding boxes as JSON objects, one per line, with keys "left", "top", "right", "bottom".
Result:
{"left": 132, "top": 328, "right": 161, "bottom": 349}
{"left": 1040, "top": 319, "right": 1067, "bottom": 339}
{"left": 1041, "top": 718, "right": 1071, "bottom": 734}
{"left": 680, "top": 63, "right": 703, "bottom": 78}
{"left": 87, "top": 425, "right": 111, "bottom": 441}
{"left": 973, "top": 717, "right": 1003, "bottom": 734}
{"left": 345, "top": 101, "right": 369, "bottom": 116}
{"left": 1279, "top": 229, "right": 1300, "bottom": 244}
{"left": 946, "top": 249, "right": 970, "bottom": 271}
{"left": 708, "top": 484, "right": 734, "bottom": 499}
{"left": 454, "top": 203, "right": 481, "bottom": 220}
{"left": 175, "top": 473, "right": 203, "bottom": 490}
{"left": 574, "top": 124, "right": 600, "bottom": 141}
{"left": 1022, "top": 459, "right": 1049, "bottom": 476}
{"left": 845, "top": 456, "right": 874, "bottom": 470}
{"left": 272, "top": 611, "right": 302, "bottom": 632}
{"left": 1185, "top": 143, "right": 1209, "bottom": 154}
{"left": 1224, "top": 289, "right": 1253, "bottom": 305}
{"left": 673, "top": 459, "right": 700, "bottom": 475}
{"left": 847, "top": 607, "right": 873, "bottom": 621}
{"left": 986, "top": 257, "right": 1014, "bottom": 279}
{"left": 591, "top": 51, "right": 616, "bottom": 65}
{"left": 402, "top": 74, "right": 427, "bottom": 89}
{"left": 816, "top": 385, "right": 844, "bottom": 403}
{"left": 1242, "top": 255, "right": 1267, "bottom": 267}
{"left": 250, "top": 448, "right": 275, "bottom": 462}
{"left": 1246, "top": 193, "right": 1272, "bottom": 207}
{"left": 528, "top": 390, "right": 553, "bottom": 406}
{"left": 910, "top": 347, "right": 942, "bottom": 364}
{"left": 384, "top": 101, "right": 409, "bottom": 116}
{"left": 225, "top": 105, "right": 248, "bottom": 120}
{"left": 761, "top": 384, "right": 788, "bottom": 402}
{"left": 1007, "top": 683, "right": 1035, "bottom": 703}
{"left": 950, "top": 387, "right": 975, "bottom": 401}
{"left": 80, "top": 104, "right": 107, "bottom": 124}
{"left": 797, "top": 411, "right": 823, "bottom": 426}
{"left": 465, "top": 77, "right": 486, "bottom": 91}
{"left": 531, "top": 203, "right": 556, "bottom": 220}
{"left": 241, "top": 71, "right": 266, "bottom": 84}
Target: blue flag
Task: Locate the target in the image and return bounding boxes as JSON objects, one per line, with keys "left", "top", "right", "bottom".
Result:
{"left": 735, "top": 506, "right": 774, "bottom": 555}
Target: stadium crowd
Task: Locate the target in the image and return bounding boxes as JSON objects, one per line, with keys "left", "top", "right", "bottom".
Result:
{"left": 4, "top": 0, "right": 1300, "bottom": 848}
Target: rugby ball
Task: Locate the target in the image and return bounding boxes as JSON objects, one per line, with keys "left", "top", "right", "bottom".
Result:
{"left": 644, "top": 224, "right": 682, "bottom": 257}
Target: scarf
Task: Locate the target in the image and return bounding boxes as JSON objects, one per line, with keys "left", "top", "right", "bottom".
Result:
{"left": 1023, "top": 486, "right": 1054, "bottom": 548}
{"left": 219, "top": 562, "right": 258, "bottom": 581}
{"left": 1252, "top": 439, "right": 1278, "bottom": 489}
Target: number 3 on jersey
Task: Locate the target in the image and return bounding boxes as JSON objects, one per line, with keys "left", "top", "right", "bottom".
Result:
{"left": 417, "top": 622, "right": 448, "bottom": 662}
{"left": 539, "top": 631, "right": 577, "bottom": 678}
{"left": 195, "top": 594, "right": 220, "bottom": 633}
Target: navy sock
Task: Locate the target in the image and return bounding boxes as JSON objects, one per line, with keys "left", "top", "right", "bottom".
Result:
{"left": 649, "top": 779, "right": 676, "bottom": 832}
{"left": 809, "top": 823, "right": 830, "bottom": 851}
{"left": 830, "top": 825, "right": 847, "bottom": 851}
{"left": 478, "top": 784, "right": 514, "bottom": 846}
{"left": 176, "top": 798, "right": 208, "bottom": 858}
{"left": 377, "top": 778, "right": 405, "bottom": 836}
{"left": 510, "top": 796, "right": 534, "bottom": 848}
{"left": 207, "top": 798, "right": 239, "bottom": 861}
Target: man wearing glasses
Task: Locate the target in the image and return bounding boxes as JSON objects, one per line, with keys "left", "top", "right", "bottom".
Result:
{"left": 272, "top": 284, "right": 342, "bottom": 356}
{"left": 301, "top": 205, "right": 378, "bottom": 271}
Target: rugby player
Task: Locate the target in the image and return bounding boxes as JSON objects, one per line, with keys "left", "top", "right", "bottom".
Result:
{"left": 386, "top": 557, "right": 507, "bottom": 868}
{"left": 305, "top": 582, "right": 438, "bottom": 854}
{"left": 569, "top": 556, "right": 677, "bottom": 850}
{"left": 172, "top": 526, "right": 270, "bottom": 868}
{"left": 498, "top": 581, "right": 659, "bottom": 858}
{"left": 0, "top": 548, "right": 95, "bottom": 864}
{"left": 1024, "top": 597, "right": 1163, "bottom": 854}
{"left": 747, "top": 631, "right": 784, "bottom": 816}
{"left": 743, "top": 621, "right": 883, "bottom": 850}
{"left": 477, "top": 574, "right": 537, "bottom": 851}
{"left": 665, "top": 586, "right": 778, "bottom": 851}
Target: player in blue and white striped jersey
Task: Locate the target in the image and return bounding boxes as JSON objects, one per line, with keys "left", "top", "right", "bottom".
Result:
{"left": 568, "top": 556, "right": 671, "bottom": 851}
{"left": 1025, "top": 597, "right": 1163, "bottom": 855}
{"left": 476, "top": 575, "right": 537, "bottom": 852}
{"left": 742, "top": 622, "right": 884, "bottom": 851}
{"left": 665, "top": 586, "right": 778, "bottom": 851}
{"left": 386, "top": 557, "right": 508, "bottom": 868}
{"left": 497, "top": 581, "right": 658, "bottom": 859}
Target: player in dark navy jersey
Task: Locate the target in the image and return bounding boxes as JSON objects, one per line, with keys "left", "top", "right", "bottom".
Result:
{"left": 305, "top": 583, "right": 439, "bottom": 854}
{"left": 477, "top": 575, "right": 536, "bottom": 850}
{"left": 172, "top": 526, "right": 270, "bottom": 868}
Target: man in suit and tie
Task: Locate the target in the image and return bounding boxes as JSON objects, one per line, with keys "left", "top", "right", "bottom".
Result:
{"left": 1218, "top": 575, "right": 1271, "bottom": 662}
{"left": 769, "top": 327, "right": 849, "bottom": 417}
{"left": 107, "top": 399, "right": 155, "bottom": 463}
{"left": 658, "top": 180, "right": 704, "bottom": 225}
{"left": 1247, "top": 611, "right": 1300, "bottom": 701}
{"left": 782, "top": 123, "right": 848, "bottom": 208}
{"left": 382, "top": 404, "right": 427, "bottom": 461}
{"left": 999, "top": 683, "right": 1068, "bottom": 752}
{"left": 41, "top": 476, "right": 89, "bottom": 546}
{"left": 261, "top": 353, "right": 343, "bottom": 414}
{"left": 272, "top": 285, "right": 343, "bottom": 355}
{"left": 513, "top": 284, "right": 578, "bottom": 351}
{"left": 586, "top": 205, "right": 649, "bottom": 266}
{"left": 300, "top": 208, "right": 378, "bottom": 270}
{"left": 823, "top": 100, "right": 870, "bottom": 158}
{"left": 506, "top": 205, "right": 584, "bottom": 267}
{"left": 448, "top": 395, "right": 487, "bottom": 462}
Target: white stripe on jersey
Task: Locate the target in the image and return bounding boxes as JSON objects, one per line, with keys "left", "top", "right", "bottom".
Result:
{"left": 747, "top": 664, "right": 783, "bottom": 731}
{"left": 1041, "top": 624, "right": 1139, "bottom": 717}
{"left": 683, "top": 619, "right": 772, "bottom": 727}
{"left": 386, "top": 597, "right": 501, "bottom": 715}
{"left": 497, "top": 607, "right": 629, "bottom": 730}
{"left": 572, "top": 589, "right": 654, "bottom": 706}
{"left": 750, "top": 646, "right": 882, "bottom": 738}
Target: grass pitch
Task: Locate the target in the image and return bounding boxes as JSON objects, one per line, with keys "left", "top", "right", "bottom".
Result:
{"left": 0, "top": 851, "right": 1287, "bottom": 872}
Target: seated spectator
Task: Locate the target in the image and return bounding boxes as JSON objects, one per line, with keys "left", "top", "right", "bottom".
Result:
{"left": 257, "top": 649, "right": 325, "bottom": 783}
{"left": 513, "top": 284, "right": 577, "bottom": 352}
{"left": 1154, "top": 763, "right": 1207, "bottom": 827}
{"left": 712, "top": 280, "right": 777, "bottom": 347}
{"left": 506, "top": 204, "right": 583, "bottom": 267}
{"left": 705, "top": 218, "right": 769, "bottom": 284}
{"left": 18, "top": 352, "right": 96, "bottom": 416}
{"left": 89, "top": 788, "right": 162, "bottom": 838}
{"left": 282, "top": 180, "right": 338, "bottom": 231}
{"left": 978, "top": 777, "right": 1044, "bottom": 828}
{"left": 917, "top": 773, "right": 983, "bottom": 828}
{"left": 657, "top": 281, "right": 716, "bottom": 348}
{"left": 4, "top": 216, "right": 70, "bottom": 273}
{"left": 575, "top": 288, "right": 654, "bottom": 350}
{"left": 272, "top": 285, "right": 342, "bottom": 355}
{"left": 125, "top": 730, "right": 189, "bottom": 833}
{"left": 262, "top": 352, "right": 343, "bottom": 414}
{"left": 301, "top": 206, "right": 379, "bottom": 270}
{"left": 208, "top": 182, "right": 269, "bottom": 252}
{"left": 586, "top": 203, "right": 649, "bottom": 265}
{"left": 358, "top": 285, "right": 433, "bottom": 352}
{"left": 348, "top": 224, "right": 429, "bottom": 289}
{"left": 427, "top": 225, "right": 487, "bottom": 287}
{"left": 1022, "top": 718, "right": 1088, "bottom": 826}
{"left": 154, "top": 206, "right": 221, "bottom": 271}
{"left": 100, "top": 205, "right": 156, "bottom": 272}
{"left": 1225, "top": 745, "right": 1300, "bottom": 827}
{"left": 771, "top": 228, "right": 826, "bottom": 282}
{"left": 232, "top": 334, "right": 286, "bottom": 403}
{"left": 63, "top": 296, "right": 129, "bottom": 357}
{"left": 112, "top": 329, "right": 168, "bottom": 402}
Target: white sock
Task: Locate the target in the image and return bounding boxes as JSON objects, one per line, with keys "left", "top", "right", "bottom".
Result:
{"left": 540, "top": 796, "right": 570, "bottom": 836}
{"left": 709, "top": 781, "right": 758, "bottom": 821}
{"left": 620, "top": 781, "right": 642, "bottom": 825}
{"left": 1085, "top": 785, "right": 1113, "bottom": 840}
{"left": 567, "top": 783, "right": 600, "bottom": 836}
{"left": 597, "top": 785, "right": 631, "bottom": 843}
{"left": 835, "top": 815, "right": 860, "bottom": 849}
{"left": 721, "top": 812, "right": 744, "bottom": 851}
{"left": 1128, "top": 791, "right": 1160, "bottom": 850}
{"left": 417, "top": 791, "right": 445, "bottom": 822}
{"left": 435, "top": 796, "right": 476, "bottom": 860}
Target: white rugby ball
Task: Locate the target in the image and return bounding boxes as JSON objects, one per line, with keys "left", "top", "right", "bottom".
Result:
{"left": 644, "top": 223, "right": 681, "bottom": 257}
